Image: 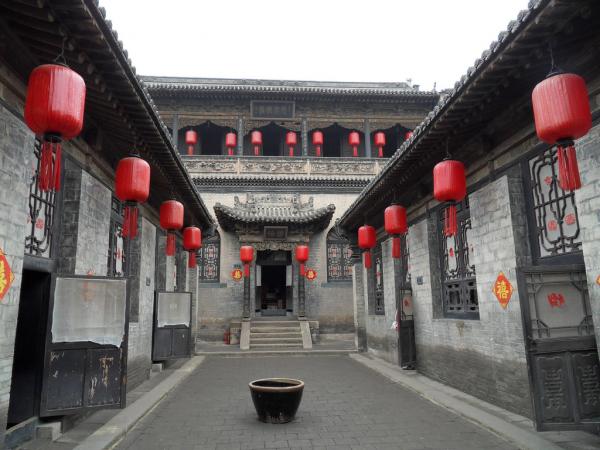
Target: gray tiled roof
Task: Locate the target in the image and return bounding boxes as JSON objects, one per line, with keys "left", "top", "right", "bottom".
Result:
{"left": 214, "top": 202, "right": 335, "bottom": 225}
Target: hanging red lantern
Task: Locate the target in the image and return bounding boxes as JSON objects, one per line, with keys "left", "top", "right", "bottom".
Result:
{"left": 532, "top": 72, "right": 591, "bottom": 191}
{"left": 312, "top": 130, "right": 323, "bottom": 157}
{"left": 183, "top": 226, "right": 202, "bottom": 268}
{"left": 358, "top": 225, "right": 376, "bottom": 269}
{"left": 240, "top": 245, "right": 254, "bottom": 277}
{"left": 25, "top": 64, "right": 86, "bottom": 192}
{"left": 374, "top": 132, "right": 386, "bottom": 158}
{"left": 160, "top": 200, "right": 184, "bottom": 256}
{"left": 384, "top": 204, "right": 407, "bottom": 259}
{"left": 185, "top": 130, "right": 198, "bottom": 156}
{"left": 286, "top": 131, "right": 297, "bottom": 157}
{"left": 349, "top": 131, "right": 360, "bottom": 157}
{"left": 295, "top": 245, "right": 309, "bottom": 277}
{"left": 433, "top": 160, "right": 466, "bottom": 237}
{"left": 405, "top": 131, "right": 413, "bottom": 140}
{"left": 225, "top": 132, "right": 237, "bottom": 156}
{"left": 251, "top": 131, "right": 262, "bottom": 156}
{"left": 115, "top": 155, "right": 151, "bottom": 239}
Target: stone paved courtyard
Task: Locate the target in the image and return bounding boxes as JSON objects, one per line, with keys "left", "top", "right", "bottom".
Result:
{"left": 115, "top": 355, "right": 516, "bottom": 450}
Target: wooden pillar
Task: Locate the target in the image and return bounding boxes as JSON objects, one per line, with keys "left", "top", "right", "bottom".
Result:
{"left": 237, "top": 117, "right": 244, "bottom": 156}
{"left": 301, "top": 118, "right": 308, "bottom": 156}
{"left": 243, "top": 268, "right": 251, "bottom": 319}
{"left": 298, "top": 268, "right": 306, "bottom": 318}
{"left": 364, "top": 119, "right": 372, "bottom": 158}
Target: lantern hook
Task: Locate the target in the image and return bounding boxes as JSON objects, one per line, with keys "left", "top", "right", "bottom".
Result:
{"left": 445, "top": 138, "right": 452, "bottom": 159}
{"left": 53, "top": 34, "right": 68, "bottom": 66}
{"left": 546, "top": 42, "right": 562, "bottom": 77}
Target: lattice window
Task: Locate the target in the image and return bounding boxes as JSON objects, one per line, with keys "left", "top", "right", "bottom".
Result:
{"left": 528, "top": 147, "right": 582, "bottom": 260}
{"left": 107, "top": 197, "right": 126, "bottom": 277}
{"left": 373, "top": 245, "right": 385, "bottom": 315}
{"left": 199, "top": 232, "right": 220, "bottom": 282}
{"left": 440, "top": 199, "right": 478, "bottom": 319}
{"left": 326, "top": 228, "right": 353, "bottom": 282}
{"left": 25, "top": 139, "right": 56, "bottom": 257}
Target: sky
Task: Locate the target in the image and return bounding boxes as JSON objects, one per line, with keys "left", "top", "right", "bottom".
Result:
{"left": 99, "top": 0, "right": 530, "bottom": 91}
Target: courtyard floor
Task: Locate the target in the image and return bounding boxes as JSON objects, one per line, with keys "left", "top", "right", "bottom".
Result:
{"left": 114, "top": 354, "right": 516, "bottom": 450}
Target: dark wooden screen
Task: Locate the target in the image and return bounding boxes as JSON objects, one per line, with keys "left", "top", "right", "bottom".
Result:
{"left": 373, "top": 245, "right": 385, "bottom": 315}
{"left": 326, "top": 228, "right": 353, "bottom": 282}
{"left": 199, "top": 233, "right": 220, "bottom": 282}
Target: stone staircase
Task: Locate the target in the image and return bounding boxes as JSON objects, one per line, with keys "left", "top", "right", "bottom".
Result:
{"left": 249, "top": 320, "right": 304, "bottom": 349}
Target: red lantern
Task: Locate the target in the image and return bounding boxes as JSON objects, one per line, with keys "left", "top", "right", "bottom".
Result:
{"left": 433, "top": 160, "right": 466, "bottom": 237}
{"left": 240, "top": 245, "right": 254, "bottom": 277}
{"left": 295, "top": 245, "right": 309, "bottom": 277}
{"left": 532, "top": 72, "right": 591, "bottom": 191}
{"left": 405, "top": 131, "right": 413, "bottom": 140}
{"left": 251, "top": 131, "right": 262, "bottom": 156}
{"left": 160, "top": 200, "right": 184, "bottom": 256}
{"left": 286, "top": 131, "right": 297, "bottom": 157}
{"left": 349, "top": 131, "right": 360, "bottom": 157}
{"left": 358, "top": 225, "right": 376, "bottom": 269}
{"left": 25, "top": 64, "right": 86, "bottom": 192}
{"left": 374, "top": 132, "right": 386, "bottom": 158}
{"left": 183, "top": 226, "right": 202, "bottom": 268}
{"left": 312, "top": 130, "right": 323, "bottom": 157}
{"left": 185, "top": 130, "right": 198, "bottom": 156}
{"left": 225, "top": 132, "right": 237, "bottom": 156}
{"left": 115, "top": 156, "right": 151, "bottom": 239}
{"left": 384, "top": 204, "right": 407, "bottom": 259}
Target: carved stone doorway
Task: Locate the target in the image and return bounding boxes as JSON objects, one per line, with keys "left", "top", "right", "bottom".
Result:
{"left": 256, "top": 250, "right": 292, "bottom": 317}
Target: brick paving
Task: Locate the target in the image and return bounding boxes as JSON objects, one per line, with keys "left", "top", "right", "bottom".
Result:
{"left": 115, "top": 355, "right": 516, "bottom": 450}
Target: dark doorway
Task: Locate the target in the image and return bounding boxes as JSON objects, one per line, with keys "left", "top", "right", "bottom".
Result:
{"left": 260, "top": 265, "right": 287, "bottom": 315}
{"left": 178, "top": 122, "right": 230, "bottom": 155}
{"left": 321, "top": 124, "right": 342, "bottom": 157}
{"left": 7, "top": 270, "right": 50, "bottom": 426}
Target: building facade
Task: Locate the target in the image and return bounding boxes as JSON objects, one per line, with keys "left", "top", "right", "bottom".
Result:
{"left": 144, "top": 77, "right": 438, "bottom": 343}
{"left": 339, "top": 0, "right": 600, "bottom": 433}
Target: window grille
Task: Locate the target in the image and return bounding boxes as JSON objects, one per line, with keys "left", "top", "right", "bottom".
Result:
{"left": 107, "top": 196, "right": 126, "bottom": 277}
{"left": 199, "top": 232, "right": 220, "bottom": 282}
{"left": 25, "top": 139, "right": 56, "bottom": 257}
{"left": 373, "top": 245, "right": 385, "bottom": 315}
{"left": 326, "top": 228, "right": 353, "bottom": 282}
{"left": 440, "top": 199, "right": 478, "bottom": 319}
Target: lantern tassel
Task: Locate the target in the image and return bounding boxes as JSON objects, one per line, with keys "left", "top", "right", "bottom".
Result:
{"left": 316, "top": 145, "right": 321, "bottom": 157}
{"left": 166, "top": 232, "right": 175, "bottom": 256}
{"left": 444, "top": 204, "right": 458, "bottom": 237}
{"left": 378, "top": 146, "right": 383, "bottom": 158}
{"left": 187, "top": 145, "right": 194, "bottom": 156}
{"left": 254, "top": 145, "right": 259, "bottom": 156}
{"left": 353, "top": 146, "right": 358, "bottom": 158}
{"left": 53, "top": 142, "right": 61, "bottom": 191}
{"left": 300, "top": 263, "right": 305, "bottom": 277}
{"left": 289, "top": 146, "right": 294, "bottom": 157}
{"left": 364, "top": 251, "right": 372, "bottom": 269}
{"left": 38, "top": 141, "right": 54, "bottom": 192}
{"left": 188, "top": 252, "right": 197, "bottom": 268}
{"left": 244, "top": 263, "right": 250, "bottom": 278}
{"left": 129, "top": 206, "right": 138, "bottom": 239}
{"left": 122, "top": 206, "right": 130, "bottom": 237}
{"left": 557, "top": 144, "right": 581, "bottom": 191}
{"left": 392, "top": 236, "right": 401, "bottom": 259}
{"left": 228, "top": 148, "right": 233, "bottom": 156}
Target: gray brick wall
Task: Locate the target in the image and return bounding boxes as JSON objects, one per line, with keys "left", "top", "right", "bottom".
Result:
{"left": 573, "top": 121, "right": 600, "bottom": 358}
{"left": 408, "top": 175, "right": 533, "bottom": 418}
{"left": 352, "top": 262, "right": 367, "bottom": 351}
{"left": 0, "top": 102, "right": 35, "bottom": 443}
{"left": 57, "top": 158, "right": 82, "bottom": 274}
{"left": 74, "top": 170, "right": 111, "bottom": 276}
{"left": 127, "top": 217, "right": 156, "bottom": 389}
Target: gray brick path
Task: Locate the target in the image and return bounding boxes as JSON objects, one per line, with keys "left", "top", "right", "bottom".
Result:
{"left": 115, "top": 355, "right": 516, "bottom": 450}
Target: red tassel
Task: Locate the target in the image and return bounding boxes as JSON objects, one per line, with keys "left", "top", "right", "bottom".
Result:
{"left": 254, "top": 145, "right": 259, "bottom": 156}
{"left": 166, "top": 233, "right": 175, "bottom": 256}
{"left": 364, "top": 251, "right": 372, "bottom": 269}
{"left": 188, "top": 252, "right": 196, "bottom": 268}
{"left": 244, "top": 263, "right": 250, "bottom": 277}
{"left": 187, "top": 145, "right": 194, "bottom": 156}
{"left": 122, "top": 206, "right": 130, "bottom": 238}
{"left": 353, "top": 146, "right": 358, "bottom": 158}
{"left": 444, "top": 204, "right": 457, "bottom": 237}
{"left": 129, "top": 206, "right": 138, "bottom": 239}
{"left": 289, "top": 147, "right": 294, "bottom": 157}
{"left": 316, "top": 146, "right": 321, "bottom": 157}
{"left": 228, "top": 148, "right": 233, "bottom": 156}
{"left": 378, "top": 147, "right": 383, "bottom": 158}
{"left": 557, "top": 145, "right": 581, "bottom": 191}
{"left": 38, "top": 141, "right": 53, "bottom": 192}
{"left": 53, "top": 143, "right": 61, "bottom": 191}
{"left": 300, "top": 263, "right": 305, "bottom": 277}
{"left": 392, "top": 237, "right": 401, "bottom": 259}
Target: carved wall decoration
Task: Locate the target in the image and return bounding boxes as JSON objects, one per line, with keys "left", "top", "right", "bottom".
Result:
{"left": 185, "top": 160, "right": 237, "bottom": 173}
{"left": 241, "top": 160, "right": 308, "bottom": 174}
{"left": 310, "top": 161, "right": 377, "bottom": 175}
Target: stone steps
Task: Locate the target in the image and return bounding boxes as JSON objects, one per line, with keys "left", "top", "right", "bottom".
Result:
{"left": 249, "top": 320, "right": 304, "bottom": 349}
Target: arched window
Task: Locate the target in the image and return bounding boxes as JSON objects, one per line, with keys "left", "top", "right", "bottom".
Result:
{"left": 326, "top": 228, "right": 353, "bottom": 282}
{"left": 199, "top": 231, "right": 220, "bottom": 282}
